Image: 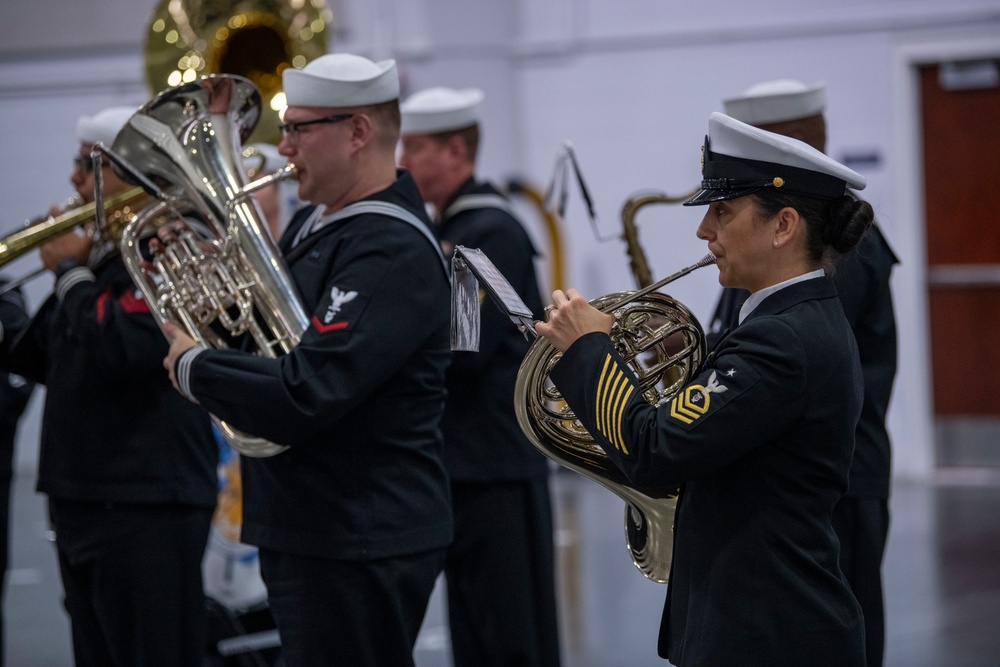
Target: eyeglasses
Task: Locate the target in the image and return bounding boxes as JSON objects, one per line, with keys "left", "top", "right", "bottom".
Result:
{"left": 278, "top": 114, "right": 354, "bottom": 140}
{"left": 72, "top": 155, "right": 106, "bottom": 173}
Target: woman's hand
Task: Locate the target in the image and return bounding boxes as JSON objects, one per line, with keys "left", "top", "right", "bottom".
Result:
{"left": 535, "top": 288, "right": 614, "bottom": 353}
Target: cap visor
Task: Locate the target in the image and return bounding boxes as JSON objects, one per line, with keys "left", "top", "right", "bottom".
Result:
{"left": 682, "top": 186, "right": 766, "bottom": 206}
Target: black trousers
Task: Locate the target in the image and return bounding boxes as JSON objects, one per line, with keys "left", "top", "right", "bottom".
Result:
{"left": 832, "top": 495, "right": 890, "bottom": 667}
{"left": 259, "top": 546, "right": 446, "bottom": 667}
{"left": 48, "top": 499, "right": 212, "bottom": 667}
{"left": 446, "top": 478, "right": 561, "bottom": 667}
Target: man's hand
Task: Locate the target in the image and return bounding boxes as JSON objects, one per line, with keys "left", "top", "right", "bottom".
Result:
{"left": 39, "top": 229, "right": 93, "bottom": 272}
{"left": 163, "top": 320, "right": 199, "bottom": 396}
{"left": 535, "top": 288, "right": 614, "bottom": 353}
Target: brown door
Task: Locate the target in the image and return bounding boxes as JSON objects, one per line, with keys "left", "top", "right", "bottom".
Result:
{"left": 920, "top": 60, "right": 1000, "bottom": 466}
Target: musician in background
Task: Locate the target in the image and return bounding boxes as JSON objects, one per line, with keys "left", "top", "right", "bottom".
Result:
{"left": 163, "top": 54, "right": 453, "bottom": 666}
{"left": 711, "top": 80, "right": 898, "bottom": 667}
{"left": 0, "top": 281, "right": 34, "bottom": 667}
{"left": 242, "top": 142, "right": 300, "bottom": 242}
{"left": 0, "top": 106, "right": 218, "bottom": 667}
{"left": 398, "top": 86, "right": 561, "bottom": 667}
{"left": 537, "top": 113, "right": 871, "bottom": 665}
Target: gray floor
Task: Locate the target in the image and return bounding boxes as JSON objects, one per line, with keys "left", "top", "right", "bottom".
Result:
{"left": 6, "top": 467, "right": 1000, "bottom": 666}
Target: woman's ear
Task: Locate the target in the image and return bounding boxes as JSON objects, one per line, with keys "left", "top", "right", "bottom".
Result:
{"left": 772, "top": 206, "right": 802, "bottom": 249}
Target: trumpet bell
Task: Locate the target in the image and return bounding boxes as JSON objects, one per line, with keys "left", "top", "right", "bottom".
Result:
{"left": 515, "top": 290, "right": 707, "bottom": 583}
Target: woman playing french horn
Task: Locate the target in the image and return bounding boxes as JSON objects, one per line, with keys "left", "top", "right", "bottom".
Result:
{"left": 536, "top": 113, "right": 872, "bottom": 666}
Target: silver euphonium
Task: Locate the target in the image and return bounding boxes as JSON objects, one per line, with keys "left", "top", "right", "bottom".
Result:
{"left": 105, "top": 74, "right": 308, "bottom": 457}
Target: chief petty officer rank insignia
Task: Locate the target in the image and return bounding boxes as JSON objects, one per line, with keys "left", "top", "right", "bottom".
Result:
{"left": 592, "top": 351, "right": 736, "bottom": 452}
{"left": 669, "top": 371, "right": 729, "bottom": 425}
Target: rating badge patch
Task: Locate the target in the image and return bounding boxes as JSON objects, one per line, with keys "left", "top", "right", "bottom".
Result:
{"left": 669, "top": 370, "right": 729, "bottom": 425}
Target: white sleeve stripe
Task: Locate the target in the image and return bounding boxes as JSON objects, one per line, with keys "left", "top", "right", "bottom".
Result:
{"left": 55, "top": 267, "right": 96, "bottom": 301}
{"left": 177, "top": 347, "right": 206, "bottom": 401}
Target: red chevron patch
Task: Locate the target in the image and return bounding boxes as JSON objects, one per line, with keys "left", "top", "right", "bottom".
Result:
{"left": 312, "top": 316, "right": 349, "bottom": 333}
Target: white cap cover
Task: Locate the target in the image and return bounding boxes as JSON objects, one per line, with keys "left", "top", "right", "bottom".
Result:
{"left": 400, "top": 87, "right": 484, "bottom": 134}
{"left": 684, "top": 112, "right": 865, "bottom": 206}
{"left": 76, "top": 106, "right": 137, "bottom": 148}
{"left": 283, "top": 53, "right": 399, "bottom": 108}
{"left": 723, "top": 79, "right": 826, "bottom": 125}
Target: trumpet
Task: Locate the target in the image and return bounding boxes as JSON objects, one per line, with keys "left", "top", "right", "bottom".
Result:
{"left": 0, "top": 187, "right": 152, "bottom": 294}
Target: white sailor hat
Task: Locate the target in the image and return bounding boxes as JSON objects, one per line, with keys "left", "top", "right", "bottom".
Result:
{"left": 684, "top": 112, "right": 865, "bottom": 206}
{"left": 723, "top": 79, "right": 826, "bottom": 125}
{"left": 242, "top": 143, "right": 287, "bottom": 178}
{"left": 399, "top": 87, "right": 484, "bottom": 135}
{"left": 282, "top": 53, "right": 399, "bottom": 108}
{"left": 76, "top": 106, "right": 137, "bottom": 148}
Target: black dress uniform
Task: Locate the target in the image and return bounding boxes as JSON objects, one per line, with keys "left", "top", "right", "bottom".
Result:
{"left": 0, "top": 282, "right": 35, "bottom": 667}
{"left": 437, "top": 178, "right": 561, "bottom": 667}
{"left": 0, "top": 254, "right": 218, "bottom": 667}
{"left": 706, "top": 223, "right": 898, "bottom": 666}
{"left": 175, "top": 172, "right": 453, "bottom": 666}
{"left": 551, "top": 275, "right": 866, "bottom": 666}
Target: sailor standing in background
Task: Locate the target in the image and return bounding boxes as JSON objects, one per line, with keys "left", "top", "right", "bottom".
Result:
{"left": 399, "top": 87, "right": 562, "bottom": 667}
{"left": 241, "top": 142, "right": 301, "bottom": 242}
{"left": 713, "top": 80, "right": 898, "bottom": 667}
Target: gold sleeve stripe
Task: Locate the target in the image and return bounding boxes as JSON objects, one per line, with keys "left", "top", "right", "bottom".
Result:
{"left": 596, "top": 353, "right": 615, "bottom": 436}
{"left": 592, "top": 352, "right": 638, "bottom": 455}
{"left": 604, "top": 370, "right": 626, "bottom": 447}
{"left": 613, "top": 382, "right": 635, "bottom": 454}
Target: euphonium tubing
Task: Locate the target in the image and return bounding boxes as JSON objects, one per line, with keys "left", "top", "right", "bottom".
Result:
{"left": 514, "top": 253, "right": 715, "bottom": 582}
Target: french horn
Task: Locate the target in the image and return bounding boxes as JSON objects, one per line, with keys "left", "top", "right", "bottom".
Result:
{"left": 515, "top": 253, "right": 716, "bottom": 583}
{"left": 104, "top": 74, "right": 308, "bottom": 457}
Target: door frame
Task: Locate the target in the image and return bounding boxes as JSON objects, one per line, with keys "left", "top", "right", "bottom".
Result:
{"left": 891, "top": 31, "right": 1000, "bottom": 479}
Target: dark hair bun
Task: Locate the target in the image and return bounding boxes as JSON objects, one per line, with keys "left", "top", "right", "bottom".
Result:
{"left": 825, "top": 195, "right": 874, "bottom": 255}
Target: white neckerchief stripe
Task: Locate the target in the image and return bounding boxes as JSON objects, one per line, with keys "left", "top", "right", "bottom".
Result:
{"left": 293, "top": 200, "right": 449, "bottom": 276}
{"left": 738, "top": 269, "right": 825, "bottom": 324}
{"left": 441, "top": 194, "right": 516, "bottom": 222}
{"left": 290, "top": 205, "right": 327, "bottom": 249}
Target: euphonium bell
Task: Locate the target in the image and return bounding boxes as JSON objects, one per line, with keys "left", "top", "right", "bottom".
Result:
{"left": 109, "top": 73, "right": 309, "bottom": 458}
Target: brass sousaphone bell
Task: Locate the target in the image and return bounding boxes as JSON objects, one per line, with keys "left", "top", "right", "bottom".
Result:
{"left": 143, "top": 0, "right": 332, "bottom": 145}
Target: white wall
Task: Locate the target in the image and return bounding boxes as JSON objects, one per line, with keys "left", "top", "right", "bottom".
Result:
{"left": 2, "top": 0, "right": 999, "bottom": 479}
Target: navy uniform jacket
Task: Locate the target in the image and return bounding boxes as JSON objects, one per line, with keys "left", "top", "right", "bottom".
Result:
{"left": 551, "top": 276, "right": 866, "bottom": 666}
{"left": 438, "top": 178, "right": 548, "bottom": 481}
{"left": 180, "top": 173, "right": 454, "bottom": 560}
{"left": 0, "top": 257, "right": 217, "bottom": 508}
{"left": 707, "top": 224, "right": 898, "bottom": 497}
{"left": 0, "top": 282, "right": 34, "bottom": 483}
